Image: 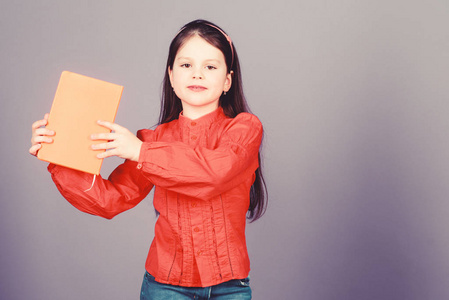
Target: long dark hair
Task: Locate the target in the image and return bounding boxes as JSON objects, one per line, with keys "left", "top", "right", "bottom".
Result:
{"left": 159, "top": 19, "right": 267, "bottom": 221}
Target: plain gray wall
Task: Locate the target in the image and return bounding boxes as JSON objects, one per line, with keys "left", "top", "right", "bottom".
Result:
{"left": 2, "top": 0, "right": 449, "bottom": 299}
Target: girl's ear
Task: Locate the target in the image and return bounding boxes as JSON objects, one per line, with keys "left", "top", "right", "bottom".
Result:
{"left": 168, "top": 66, "right": 174, "bottom": 87}
{"left": 224, "top": 71, "right": 233, "bottom": 92}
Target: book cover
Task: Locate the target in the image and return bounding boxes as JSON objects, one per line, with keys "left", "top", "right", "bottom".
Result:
{"left": 37, "top": 71, "right": 123, "bottom": 175}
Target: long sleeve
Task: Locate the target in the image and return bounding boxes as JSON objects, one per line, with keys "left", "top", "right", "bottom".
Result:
{"left": 48, "top": 159, "right": 154, "bottom": 219}
{"left": 137, "top": 113, "right": 262, "bottom": 199}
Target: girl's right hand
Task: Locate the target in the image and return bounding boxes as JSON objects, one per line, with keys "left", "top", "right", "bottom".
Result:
{"left": 29, "top": 113, "right": 55, "bottom": 156}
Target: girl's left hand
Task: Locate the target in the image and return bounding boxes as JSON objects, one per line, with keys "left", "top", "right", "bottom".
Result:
{"left": 91, "top": 120, "right": 143, "bottom": 162}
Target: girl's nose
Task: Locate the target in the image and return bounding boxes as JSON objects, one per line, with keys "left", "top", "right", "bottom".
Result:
{"left": 192, "top": 68, "right": 203, "bottom": 79}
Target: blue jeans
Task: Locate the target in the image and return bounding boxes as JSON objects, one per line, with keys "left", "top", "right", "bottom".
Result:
{"left": 140, "top": 271, "right": 252, "bottom": 300}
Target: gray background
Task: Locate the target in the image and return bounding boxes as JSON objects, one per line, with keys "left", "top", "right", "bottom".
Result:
{"left": 2, "top": 0, "right": 449, "bottom": 299}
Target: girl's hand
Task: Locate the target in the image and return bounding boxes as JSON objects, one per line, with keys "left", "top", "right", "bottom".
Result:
{"left": 91, "top": 120, "right": 143, "bottom": 162}
{"left": 29, "top": 113, "right": 55, "bottom": 156}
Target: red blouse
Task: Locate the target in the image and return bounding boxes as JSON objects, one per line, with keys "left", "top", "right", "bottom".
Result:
{"left": 48, "top": 107, "right": 263, "bottom": 287}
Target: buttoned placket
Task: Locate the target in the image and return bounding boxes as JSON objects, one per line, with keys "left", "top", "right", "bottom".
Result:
{"left": 189, "top": 120, "right": 199, "bottom": 144}
{"left": 187, "top": 119, "right": 208, "bottom": 282}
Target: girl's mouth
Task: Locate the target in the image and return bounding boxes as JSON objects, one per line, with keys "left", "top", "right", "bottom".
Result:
{"left": 188, "top": 85, "right": 207, "bottom": 92}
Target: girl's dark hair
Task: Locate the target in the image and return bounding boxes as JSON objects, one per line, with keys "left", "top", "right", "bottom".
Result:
{"left": 159, "top": 19, "right": 267, "bottom": 221}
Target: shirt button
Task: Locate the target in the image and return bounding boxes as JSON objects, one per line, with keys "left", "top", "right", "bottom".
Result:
{"left": 191, "top": 203, "right": 197, "bottom": 207}
{"left": 191, "top": 135, "right": 197, "bottom": 140}
{"left": 197, "top": 251, "right": 202, "bottom": 256}
{"left": 137, "top": 163, "right": 142, "bottom": 169}
{"left": 191, "top": 121, "right": 197, "bottom": 126}
{"left": 194, "top": 227, "right": 200, "bottom": 232}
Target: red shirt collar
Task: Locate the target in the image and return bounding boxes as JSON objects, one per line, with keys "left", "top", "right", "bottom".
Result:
{"left": 178, "top": 107, "right": 226, "bottom": 128}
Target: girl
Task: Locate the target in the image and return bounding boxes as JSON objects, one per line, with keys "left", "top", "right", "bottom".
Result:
{"left": 30, "top": 19, "right": 267, "bottom": 300}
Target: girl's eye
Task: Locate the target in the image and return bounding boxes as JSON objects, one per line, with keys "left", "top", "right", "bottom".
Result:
{"left": 181, "top": 63, "right": 191, "bottom": 68}
{"left": 206, "top": 65, "right": 217, "bottom": 70}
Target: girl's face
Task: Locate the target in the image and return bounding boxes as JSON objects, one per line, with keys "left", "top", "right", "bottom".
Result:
{"left": 169, "top": 35, "right": 232, "bottom": 119}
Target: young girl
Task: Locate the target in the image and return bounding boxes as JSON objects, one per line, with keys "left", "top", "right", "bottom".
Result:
{"left": 30, "top": 19, "right": 267, "bottom": 300}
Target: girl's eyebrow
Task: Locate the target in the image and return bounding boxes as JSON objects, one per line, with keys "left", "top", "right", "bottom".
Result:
{"left": 204, "top": 59, "right": 222, "bottom": 64}
{"left": 176, "top": 56, "right": 191, "bottom": 61}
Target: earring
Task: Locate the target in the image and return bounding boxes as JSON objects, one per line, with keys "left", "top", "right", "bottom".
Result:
{"left": 224, "top": 91, "right": 227, "bottom": 95}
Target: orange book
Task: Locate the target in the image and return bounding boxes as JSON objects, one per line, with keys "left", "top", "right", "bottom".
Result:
{"left": 38, "top": 71, "right": 123, "bottom": 175}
